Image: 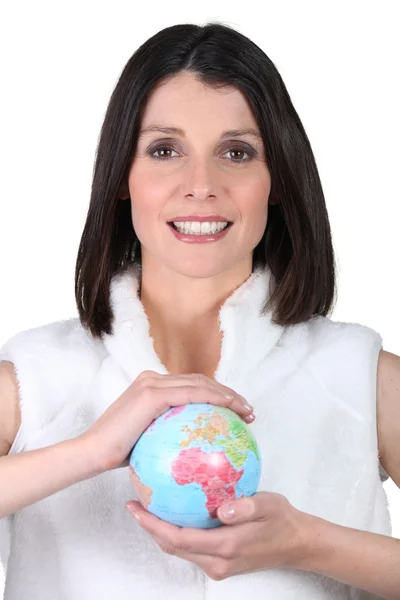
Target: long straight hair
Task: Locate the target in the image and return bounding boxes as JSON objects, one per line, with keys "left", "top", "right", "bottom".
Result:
{"left": 75, "top": 22, "right": 337, "bottom": 339}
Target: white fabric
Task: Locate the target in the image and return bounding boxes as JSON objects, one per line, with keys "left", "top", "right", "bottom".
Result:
{"left": 0, "top": 264, "right": 392, "bottom": 599}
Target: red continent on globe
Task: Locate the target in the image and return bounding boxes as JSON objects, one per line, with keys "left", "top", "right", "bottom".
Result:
{"left": 171, "top": 447, "right": 244, "bottom": 518}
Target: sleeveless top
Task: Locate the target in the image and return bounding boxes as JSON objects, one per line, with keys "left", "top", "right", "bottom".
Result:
{"left": 0, "top": 264, "right": 391, "bottom": 599}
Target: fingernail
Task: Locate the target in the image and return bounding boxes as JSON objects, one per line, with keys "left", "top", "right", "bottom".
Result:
{"left": 221, "top": 505, "right": 236, "bottom": 519}
{"left": 240, "top": 396, "right": 252, "bottom": 408}
{"left": 126, "top": 504, "right": 141, "bottom": 521}
{"left": 247, "top": 413, "right": 255, "bottom": 421}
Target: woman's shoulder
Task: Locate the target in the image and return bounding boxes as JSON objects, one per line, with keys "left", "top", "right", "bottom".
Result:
{"left": 1, "top": 317, "right": 106, "bottom": 362}
{"left": 0, "top": 360, "right": 21, "bottom": 455}
{"left": 0, "top": 318, "right": 108, "bottom": 452}
{"left": 286, "top": 314, "right": 383, "bottom": 350}
{"left": 0, "top": 316, "right": 108, "bottom": 399}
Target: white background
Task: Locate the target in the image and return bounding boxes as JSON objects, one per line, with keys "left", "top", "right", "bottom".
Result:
{"left": 0, "top": 0, "right": 399, "bottom": 594}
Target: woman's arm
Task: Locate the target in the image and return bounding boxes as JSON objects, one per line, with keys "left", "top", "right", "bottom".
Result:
{"left": 0, "top": 360, "right": 104, "bottom": 519}
{"left": 294, "top": 351, "right": 400, "bottom": 599}
{"left": 295, "top": 511, "right": 400, "bottom": 600}
{"left": 0, "top": 436, "right": 103, "bottom": 519}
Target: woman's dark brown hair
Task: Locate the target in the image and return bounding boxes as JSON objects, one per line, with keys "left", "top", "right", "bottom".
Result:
{"left": 75, "top": 21, "right": 337, "bottom": 339}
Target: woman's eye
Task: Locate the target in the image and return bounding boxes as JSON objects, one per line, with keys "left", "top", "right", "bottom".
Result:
{"left": 223, "top": 148, "right": 251, "bottom": 162}
{"left": 148, "top": 145, "right": 255, "bottom": 162}
{"left": 150, "top": 147, "right": 179, "bottom": 160}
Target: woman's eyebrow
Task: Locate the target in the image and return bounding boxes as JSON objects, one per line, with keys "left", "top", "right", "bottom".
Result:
{"left": 139, "top": 125, "right": 262, "bottom": 141}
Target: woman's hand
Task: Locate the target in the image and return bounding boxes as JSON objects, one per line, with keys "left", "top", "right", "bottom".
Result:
{"left": 79, "top": 370, "right": 255, "bottom": 472}
{"left": 125, "top": 491, "right": 310, "bottom": 580}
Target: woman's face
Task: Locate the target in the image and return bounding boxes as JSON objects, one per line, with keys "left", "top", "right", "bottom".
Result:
{"left": 122, "top": 71, "right": 273, "bottom": 278}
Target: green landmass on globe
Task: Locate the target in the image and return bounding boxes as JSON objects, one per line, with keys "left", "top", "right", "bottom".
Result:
{"left": 129, "top": 403, "right": 261, "bottom": 528}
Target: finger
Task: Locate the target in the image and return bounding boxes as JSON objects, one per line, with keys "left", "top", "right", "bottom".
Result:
{"left": 139, "top": 372, "right": 255, "bottom": 422}
{"left": 138, "top": 371, "right": 252, "bottom": 413}
{"left": 153, "top": 546, "right": 234, "bottom": 583}
{"left": 217, "top": 492, "right": 281, "bottom": 525}
{"left": 148, "top": 379, "right": 255, "bottom": 423}
{"left": 149, "top": 534, "right": 220, "bottom": 575}
{"left": 154, "top": 372, "right": 249, "bottom": 407}
{"left": 126, "top": 501, "right": 227, "bottom": 556}
{"left": 155, "top": 545, "right": 217, "bottom": 572}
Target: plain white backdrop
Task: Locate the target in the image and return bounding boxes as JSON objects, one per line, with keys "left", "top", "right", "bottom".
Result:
{"left": 0, "top": 0, "right": 399, "bottom": 594}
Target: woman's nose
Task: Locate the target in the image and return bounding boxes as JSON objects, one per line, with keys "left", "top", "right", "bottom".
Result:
{"left": 182, "top": 156, "right": 218, "bottom": 200}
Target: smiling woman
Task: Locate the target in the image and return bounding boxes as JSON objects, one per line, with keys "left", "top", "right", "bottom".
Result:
{"left": 0, "top": 20, "right": 399, "bottom": 600}
{"left": 74, "top": 24, "right": 336, "bottom": 342}
{"left": 115, "top": 70, "right": 274, "bottom": 341}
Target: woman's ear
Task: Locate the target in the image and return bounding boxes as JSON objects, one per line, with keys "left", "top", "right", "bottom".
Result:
{"left": 268, "top": 194, "right": 279, "bottom": 206}
{"left": 118, "top": 182, "right": 130, "bottom": 200}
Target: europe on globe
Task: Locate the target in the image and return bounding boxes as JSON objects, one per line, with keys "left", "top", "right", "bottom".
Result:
{"left": 129, "top": 403, "right": 261, "bottom": 528}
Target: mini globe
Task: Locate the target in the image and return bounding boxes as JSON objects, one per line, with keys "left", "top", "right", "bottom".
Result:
{"left": 129, "top": 403, "right": 261, "bottom": 529}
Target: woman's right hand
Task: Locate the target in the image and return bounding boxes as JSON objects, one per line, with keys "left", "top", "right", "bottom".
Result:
{"left": 79, "top": 370, "right": 255, "bottom": 473}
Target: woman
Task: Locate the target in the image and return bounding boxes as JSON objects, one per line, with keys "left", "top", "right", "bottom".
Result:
{"left": 0, "top": 22, "right": 399, "bottom": 600}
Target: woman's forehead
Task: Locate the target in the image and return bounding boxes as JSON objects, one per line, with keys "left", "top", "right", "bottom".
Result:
{"left": 140, "top": 74, "right": 258, "bottom": 133}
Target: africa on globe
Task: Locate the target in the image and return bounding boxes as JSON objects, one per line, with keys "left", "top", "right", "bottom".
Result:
{"left": 129, "top": 403, "right": 261, "bottom": 529}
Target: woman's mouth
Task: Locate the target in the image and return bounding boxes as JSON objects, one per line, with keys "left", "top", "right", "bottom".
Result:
{"left": 167, "top": 221, "right": 233, "bottom": 243}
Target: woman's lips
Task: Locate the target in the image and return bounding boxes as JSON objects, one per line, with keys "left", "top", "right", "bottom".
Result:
{"left": 167, "top": 222, "right": 233, "bottom": 243}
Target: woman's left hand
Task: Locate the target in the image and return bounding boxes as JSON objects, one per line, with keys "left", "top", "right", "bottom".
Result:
{"left": 125, "top": 491, "right": 311, "bottom": 581}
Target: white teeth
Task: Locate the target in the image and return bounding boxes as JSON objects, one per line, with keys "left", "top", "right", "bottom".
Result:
{"left": 172, "top": 221, "right": 229, "bottom": 235}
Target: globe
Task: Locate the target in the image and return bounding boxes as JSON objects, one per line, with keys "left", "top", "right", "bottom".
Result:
{"left": 129, "top": 403, "right": 261, "bottom": 529}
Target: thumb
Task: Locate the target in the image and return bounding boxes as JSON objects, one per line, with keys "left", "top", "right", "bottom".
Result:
{"left": 217, "top": 492, "right": 276, "bottom": 525}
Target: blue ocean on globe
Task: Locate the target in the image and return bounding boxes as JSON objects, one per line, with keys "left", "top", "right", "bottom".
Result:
{"left": 129, "top": 403, "right": 261, "bottom": 528}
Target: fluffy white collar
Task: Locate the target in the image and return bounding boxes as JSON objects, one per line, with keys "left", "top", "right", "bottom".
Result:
{"left": 103, "top": 265, "right": 285, "bottom": 384}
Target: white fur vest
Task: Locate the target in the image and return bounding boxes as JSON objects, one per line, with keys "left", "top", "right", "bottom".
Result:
{"left": 0, "top": 264, "right": 391, "bottom": 599}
